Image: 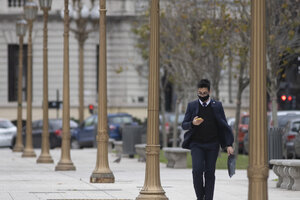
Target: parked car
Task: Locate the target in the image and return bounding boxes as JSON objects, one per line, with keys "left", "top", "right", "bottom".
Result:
{"left": 294, "top": 127, "right": 300, "bottom": 159}
{"left": 71, "top": 115, "right": 97, "bottom": 149}
{"left": 0, "top": 119, "right": 16, "bottom": 148}
{"left": 243, "top": 111, "right": 300, "bottom": 155}
{"left": 108, "top": 113, "right": 138, "bottom": 140}
{"left": 167, "top": 114, "right": 185, "bottom": 146}
{"left": 71, "top": 113, "right": 138, "bottom": 149}
{"left": 243, "top": 129, "right": 249, "bottom": 155}
{"left": 237, "top": 113, "right": 249, "bottom": 153}
{"left": 282, "top": 117, "right": 300, "bottom": 159}
{"left": 227, "top": 117, "right": 235, "bottom": 131}
{"left": 160, "top": 113, "right": 185, "bottom": 147}
{"left": 278, "top": 114, "right": 300, "bottom": 128}
{"left": 268, "top": 110, "right": 300, "bottom": 128}
{"left": 11, "top": 119, "right": 78, "bottom": 149}
{"left": 11, "top": 119, "right": 26, "bottom": 128}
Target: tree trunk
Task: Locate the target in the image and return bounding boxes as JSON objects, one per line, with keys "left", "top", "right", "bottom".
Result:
{"left": 228, "top": 50, "right": 233, "bottom": 103}
{"left": 267, "top": 56, "right": 279, "bottom": 128}
{"left": 160, "top": 79, "right": 168, "bottom": 148}
{"left": 234, "top": 88, "right": 242, "bottom": 157}
{"left": 234, "top": 58, "right": 249, "bottom": 157}
{"left": 172, "top": 99, "right": 180, "bottom": 147}
{"left": 212, "top": 57, "right": 220, "bottom": 100}
{"left": 214, "top": 81, "right": 220, "bottom": 101}
{"left": 270, "top": 82, "right": 278, "bottom": 128}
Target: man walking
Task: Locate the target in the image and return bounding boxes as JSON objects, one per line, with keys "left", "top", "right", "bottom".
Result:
{"left": 181, "top": 79, "right": 234, "bottom": 200}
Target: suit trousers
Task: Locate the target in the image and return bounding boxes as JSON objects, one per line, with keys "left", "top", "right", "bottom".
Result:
{"left": 190, "top": 142, "right": 219, "bottom": 200}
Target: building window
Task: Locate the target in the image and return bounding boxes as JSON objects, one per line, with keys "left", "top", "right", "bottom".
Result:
{"left": 138, "top": 96, "right": 144, "bottom": 103}
{"left": 8, "top": 0, "right": 26, "bottom": 7}
{"left": 8, "top": 44, "right": 27, "bottom": 102}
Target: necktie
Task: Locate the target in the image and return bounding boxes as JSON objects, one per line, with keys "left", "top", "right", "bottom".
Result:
{"left": 203, "top": 102, "right": 207, "bottom": 107}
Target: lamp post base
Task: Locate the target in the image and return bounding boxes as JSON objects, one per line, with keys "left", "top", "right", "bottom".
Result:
{"left": 21, "top": 148, "right": 36, "bottom": 157}
{"left": 55, "top": 161, "right": 76, "bottom": 171}
{"left": 90, "top": 172, "right": 115, "bottom": 183}
{"left": 37, "top": 154, "right": 54, "bottom": 163}
{"left": 12, "top": 144, "right": 24, "bottom": 152}
{"left": 136, "top": 192, "right": 168, "bottom": 200}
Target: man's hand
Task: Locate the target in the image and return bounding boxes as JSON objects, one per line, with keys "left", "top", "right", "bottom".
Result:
{"left": 192, "top": 116, "right": 204, "bottom": 126}
{"left": 227, "top": 146, "right": 234, "bottom": 155}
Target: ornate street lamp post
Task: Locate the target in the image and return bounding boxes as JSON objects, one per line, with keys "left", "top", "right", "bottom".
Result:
{"left": 136, "top": 0, "right": 168, "bottom": 199}
{"left": 22, "top": 0, "right": 38, "bottom": 158}
{"left": 37, "top": 0, "right": 53, "bottom": 163}
{"left": 72, "top": 0, "right": 98, "bottom": 124}
{"left": 13, "top": 19, "right": 27, "bottom": 152}
{"left": 55, "top": 0, "right": 76, "bottom": 171}
{"left": 248, "top": 0, "right": 269, "bottom": 199}
{"left": 60, "top": 0, "right": 98, "bottom": 124}
{"left": 90, "top": 0, "right": 114, "bottom": 183}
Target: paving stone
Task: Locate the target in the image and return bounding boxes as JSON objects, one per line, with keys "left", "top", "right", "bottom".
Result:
{"left": 1, "top": 148, "right": 300, "bottom": 200}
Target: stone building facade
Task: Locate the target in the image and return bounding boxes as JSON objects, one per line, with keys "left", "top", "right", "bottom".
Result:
{"left": 0, "top": 0, "right": 249, "bottom": 122}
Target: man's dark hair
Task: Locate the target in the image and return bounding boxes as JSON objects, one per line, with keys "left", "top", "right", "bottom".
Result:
{"left": 197, "top": 79, "right": 210, "bottom": 91}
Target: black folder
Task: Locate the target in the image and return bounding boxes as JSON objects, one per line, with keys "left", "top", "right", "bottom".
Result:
{"left": 227, "top": 154, "right": 236, "bottom": 178}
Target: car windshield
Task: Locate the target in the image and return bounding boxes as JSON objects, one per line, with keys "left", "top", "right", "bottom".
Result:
{"left": 109, "top": 116, "right": 133, "bottom": 124}
{"left": 50, "top": 120, "right": 78, "bottom": 129}
{"left": 0, "top": 120, "right": 14, "bottom": 128}
{"left": 278, "top": 114, "right": 300, "bottom": 128}
{"left": 292, "top": 121, "right": 300, "bottom": 132}
{"left": 70, "top": 120, "right": 78, "bottom": 128}
{"left": 241, "top": 116, "right": 249, "bottom": 125}
{"left": 83, "top": 116, "right": 95, "bottom": 127}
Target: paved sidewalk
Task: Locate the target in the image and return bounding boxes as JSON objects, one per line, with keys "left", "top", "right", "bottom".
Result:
{"left": 0, "top": 148, "right": 299, "bottom": 200}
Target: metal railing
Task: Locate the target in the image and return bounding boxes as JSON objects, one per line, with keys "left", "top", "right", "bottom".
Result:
{"left": 268, "top": 127, "right": 284, "bottom": 161}
{"left": 8, "top": 0, "right": 26, "bottom": 7}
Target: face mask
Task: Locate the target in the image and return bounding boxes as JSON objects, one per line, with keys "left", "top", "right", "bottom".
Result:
{"left": 198, "top": 94, "right": 209, "bottom": 102}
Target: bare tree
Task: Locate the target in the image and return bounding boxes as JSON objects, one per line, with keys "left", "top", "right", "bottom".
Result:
{"left": 229, "top": 0, "right": 251, "bottom": 155}
{"left": 133, "top": 0, "right": 209, "bottom": 146}
{"left": 229, "top": 0, "right": 300, "bottom": 155}
{"left": 266, "top": 0, "right": 300, "bottom": 127}
{"left": 132, "top": 0, "right": 253, "bottom": 148}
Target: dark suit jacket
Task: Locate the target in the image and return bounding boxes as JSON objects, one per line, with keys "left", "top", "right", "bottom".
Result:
{"left": 181, "top": 99, "right": 234, "bottom": 149}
